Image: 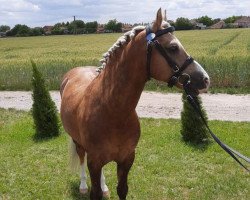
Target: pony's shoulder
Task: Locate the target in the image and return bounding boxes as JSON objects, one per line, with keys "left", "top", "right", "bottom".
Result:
{"left": 60, "top": 66, "right": 98, "bottom": 97}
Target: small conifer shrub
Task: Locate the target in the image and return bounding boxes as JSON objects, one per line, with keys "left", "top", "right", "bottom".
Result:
{"left": 180, "top": 92, "right": 209, "bottom": 144}
{"left": 31, "top": 60, "right": 59, "bottom": 138}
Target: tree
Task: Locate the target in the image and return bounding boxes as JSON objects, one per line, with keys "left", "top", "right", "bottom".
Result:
{"left": 30, "top": 27, "right": 44, "bottom": 36}
{"left": 17, "top": 25, "right": 30, "bottom": 36}
{"left": 180, "top": 92, "right": 209, "bottom": 144}
{"left": 31, "top": 60, "right": 60, "bottom": 139}
{"left": 85, "top": 21, "right": 98, "bottom": 33}
{"left": 197, "top": 16, "right": 213, "bottom": 26}
{"left": 105, "top": 19, "right": 122, "bottom": 32}
{"left": 168, "top": 21, "right": 176, "bottom": 28}
{"left": 68, "top": 20, "right": 85, "bottom": 34}
{"left": 175, "top": 18, "right": 193, "bottom": 30}
{"left": 6, "top": 24, "right": 44, "bottom": 36}
{"left": 116, "top": 22, "right": 122, "bottom": 32}
{"left": 212, "top": 18, "right": 221, "bottom": 25}
{"left": 7, "top": 24, "right": 31, "bottom": 36}
{"left": 74, "top": 20, "right": 85, "bottom": 28}
{"left": 0, "top": 25, "right": 10, "bottom": 32}
{"left": 224, "top": 16, "right": 242, "bottom": 24}
{"left": 51, "top": 23, "right": 64, "bottom": 35}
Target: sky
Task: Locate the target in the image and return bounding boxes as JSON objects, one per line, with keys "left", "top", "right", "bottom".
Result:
{"left": 0, "top": 0, "right": 249, "bottom": 28}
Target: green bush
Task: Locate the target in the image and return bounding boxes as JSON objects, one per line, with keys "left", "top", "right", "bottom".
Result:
{"left": 31, "top": 60, "right": 59, "bottom": 139}
{"left": 180, "top": 92, "right": 209, "bottom": 144}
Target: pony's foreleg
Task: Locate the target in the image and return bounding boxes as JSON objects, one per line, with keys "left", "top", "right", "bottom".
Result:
{"left": 87, "top": 157, "right": 103, "bottom": 200}
{"left": 117, "top": 151, "right": 135, "bottom": 200}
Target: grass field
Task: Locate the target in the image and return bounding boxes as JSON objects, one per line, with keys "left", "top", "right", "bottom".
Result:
{"left": 0, "top": 28, "right": 250, "bottom": 93}
{"left": 0, "top": 108, "right": 249, "bottom": 199}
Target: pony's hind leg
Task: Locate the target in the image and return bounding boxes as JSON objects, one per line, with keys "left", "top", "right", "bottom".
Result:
{"left": 80, "top": 158, "right": 109, "bottom": 197}
{"left": 101, "top": 168, "right": 110, "bottom": 198}
{"left": 78, "top": 154, "right": 109, "bottom": 197}
{"left": 75, "top": 143, "right": 88, "bottom": 194}
{"left": 80, "top": 160, "right": 88, "bottom": 194}
{"left": 74, "top": 141, "right": 109, "bottom": 198}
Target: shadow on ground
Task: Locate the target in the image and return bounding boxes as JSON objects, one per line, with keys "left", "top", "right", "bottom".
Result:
{"left": 70, "top": 181, "right": 110, "bottom": 200}
{"left": 70, "top": 181, "right": 90, "bottom": 200}
{"left": 183, "top": 138, "right": 212, "bottom": 152}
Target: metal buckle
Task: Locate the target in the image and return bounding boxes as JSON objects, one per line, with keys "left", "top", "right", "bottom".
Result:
{"left": 178, "top": 73, "right": 191, "bottom": 86}
{"left": 173, "top": 66, "right": 179, "bottom": 73}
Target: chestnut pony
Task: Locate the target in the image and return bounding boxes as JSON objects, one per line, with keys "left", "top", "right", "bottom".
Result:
{"left": 60, "top": 9, "right": 210, "bottom": 200}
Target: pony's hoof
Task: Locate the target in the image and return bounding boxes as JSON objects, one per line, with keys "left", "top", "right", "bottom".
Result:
{"left": 79, "top": 188, "right": 88, "bottom": 195}
{"left": 103, "top": 190, "right": 110, "bottom": 198}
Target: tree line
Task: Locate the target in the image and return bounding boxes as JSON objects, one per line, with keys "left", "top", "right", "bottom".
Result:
{"left": 51, "top": 20, "right": 98, "bottom": 35}
{"left": 0, "top": 19, "right": 123, "bottom": 37}
{"left": 173, "top": 15, "right": 242, "bottom": 30}
{"left": 0, "top": 15, "right": 243, "bottom": 37}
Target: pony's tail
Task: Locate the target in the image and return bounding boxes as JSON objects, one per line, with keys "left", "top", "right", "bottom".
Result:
{"left": 69, "top": 138, "right": 80, "bottom": 172}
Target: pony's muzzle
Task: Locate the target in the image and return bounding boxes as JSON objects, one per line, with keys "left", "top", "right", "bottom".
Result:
{"left": 198, "top": 76, "right": 210, "bottom": 93}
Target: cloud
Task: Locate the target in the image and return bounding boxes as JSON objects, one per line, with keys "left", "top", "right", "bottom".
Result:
{"left": 0, "top": 0, "right": 249, "bottom": 27}
{"left": 0, "top": 0, "right": 40, "bottom": 12}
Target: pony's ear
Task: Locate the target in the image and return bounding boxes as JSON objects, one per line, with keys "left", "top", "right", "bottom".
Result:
{"left": 152, "top": 8, "right": 163, "bottom": 32}
{"left": 163, "top": 9, "right": 167, "bottom": 21}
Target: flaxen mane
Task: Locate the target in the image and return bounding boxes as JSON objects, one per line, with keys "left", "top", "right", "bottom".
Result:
{"left": 97, "top": 21, "right": 171, "bottom": 72}
{"left": 97, "top": 25, "right": 145, "bottom": 72}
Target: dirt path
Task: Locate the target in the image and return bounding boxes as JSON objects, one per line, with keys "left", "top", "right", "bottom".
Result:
{"left": 0, "top": 91, "right": 249, "bottom": 122}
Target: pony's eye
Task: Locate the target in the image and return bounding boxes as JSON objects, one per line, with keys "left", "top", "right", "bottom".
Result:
{"left": 168, "top": 45, "right": 179, "bottom": 52}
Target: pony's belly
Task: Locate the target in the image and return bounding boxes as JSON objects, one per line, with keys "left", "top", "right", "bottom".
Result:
{"left": 84, "top": 127, "right": 140, "bottom": 163}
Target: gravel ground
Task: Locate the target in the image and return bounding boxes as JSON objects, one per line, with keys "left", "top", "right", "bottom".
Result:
{"left": 0, "top": 91, "right": 249, "bottom": 122}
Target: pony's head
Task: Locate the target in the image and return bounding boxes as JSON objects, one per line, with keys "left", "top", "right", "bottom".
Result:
{"left": 148, "top": 8, "right": 210, "bottom": 95}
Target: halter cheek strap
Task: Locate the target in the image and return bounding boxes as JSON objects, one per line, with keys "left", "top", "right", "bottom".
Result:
{"left": 146, "top": 26, "right": 194, "bottom": 87}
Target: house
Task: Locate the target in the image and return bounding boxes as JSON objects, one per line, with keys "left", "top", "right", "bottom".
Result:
{"left": 0, "top": 32, "right": 6, "bottom": 37}
{"left": 122, "top": 24, "right": 133, "bottom": 32}
{"left": 210, "top": 20, "right": 226, "bottom": 29}
{"left": 234, "top": 16, "right": 250, "bottom": 28}
{"left": 190, "top": 20, "right": 206, "bottom": 30}
{"left": 195, "top": 23, "right": 206, "bottom": 29}
{"left": 43, "top": 26, "right": 53, "bottom": 35}
{"left": 63, "top": 28, "right": 69, "bottom": 34}
{"left": 190, "top": 19, "right": 197, "bottom": 26}
{"left": 97, "top": 24, "right": 105, "bottom": 33}
{"left": 232, "top": 23, "right": 239, "bottom": 28}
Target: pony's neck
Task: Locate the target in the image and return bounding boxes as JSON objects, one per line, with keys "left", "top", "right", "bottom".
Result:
{"left": 99, "top": 31, "right": 147, "bottom": 115}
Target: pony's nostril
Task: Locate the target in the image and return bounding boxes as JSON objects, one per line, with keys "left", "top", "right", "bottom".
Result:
{"left": 203, "top": 77, "right": 209, "bottom": 85}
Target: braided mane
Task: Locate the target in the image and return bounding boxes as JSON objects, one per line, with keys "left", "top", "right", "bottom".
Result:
{"left": 97, "top": 21, "right": 170, "bottom": 72}
{"left": 97, "top": 25, "right": 145, "bottom": 72}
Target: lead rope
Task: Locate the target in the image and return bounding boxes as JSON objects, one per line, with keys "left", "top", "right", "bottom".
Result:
{"left": 184, "top": 84, "right": 250, "bottom": 172}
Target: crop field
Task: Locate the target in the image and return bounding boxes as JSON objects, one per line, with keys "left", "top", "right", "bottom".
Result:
{"left": 0, "top": 109, "right": 249, "bottom": 199}
{"left": 0, "top": 28, "right": 249, "bottom": 92}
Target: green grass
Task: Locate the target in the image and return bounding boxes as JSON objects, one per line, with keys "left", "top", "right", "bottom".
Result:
{"left": 0, "top": 108, "right": 249, "bottom": 199}
{"left": 0, "top": 28, "right": 250, "bottom": 93}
